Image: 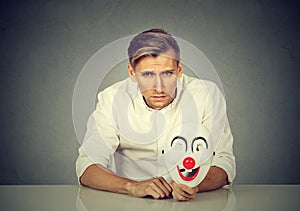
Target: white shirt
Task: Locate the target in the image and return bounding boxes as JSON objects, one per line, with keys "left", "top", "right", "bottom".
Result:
{"left": 76, "top": 74, "right": 236, "bottom": 184}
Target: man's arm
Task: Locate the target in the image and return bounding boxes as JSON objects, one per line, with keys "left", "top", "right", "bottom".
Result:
{"left": 77, "top": 95, "right": 172, "bottom": 199}
{"left": 80, "top": 164, "right": 172, "bottom": 199}
{"left": 196, "top": 166, "right": 228, "bottom": 192}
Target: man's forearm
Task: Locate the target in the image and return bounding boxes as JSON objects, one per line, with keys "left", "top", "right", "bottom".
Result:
{"left": 79, "top": 164, "right": 173, "bottom": 199}
{"left": 80, "top": 164, "right": 133, "bottom": 194}
{"left": 196, "top": 166, "right": 228, "bottom": 192}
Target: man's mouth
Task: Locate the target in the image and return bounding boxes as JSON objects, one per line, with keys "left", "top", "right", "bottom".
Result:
{"left": 177, "top": 165, "right": 200, "bottom": 181}
{"left": 152, "top": 95, "right": 166, "bottom": 98}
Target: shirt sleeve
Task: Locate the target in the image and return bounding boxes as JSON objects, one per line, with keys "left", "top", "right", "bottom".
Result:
{"left": 211, "top": 116, "right": 236, "bottom": 183}
{"left": 200, "top": 81, "right": 236, "bottom": 183}
{"left": 75, "top": 90, "right": 120, "bottom": 180}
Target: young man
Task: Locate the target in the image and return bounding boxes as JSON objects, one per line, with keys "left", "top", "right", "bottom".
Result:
{"left": 76, "top": 29, "right": 236, "bottom": 201}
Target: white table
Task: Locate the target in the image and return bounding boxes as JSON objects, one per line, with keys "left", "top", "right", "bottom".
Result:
{"left": 0, "top": 185, "right": 299, "bottom": 211}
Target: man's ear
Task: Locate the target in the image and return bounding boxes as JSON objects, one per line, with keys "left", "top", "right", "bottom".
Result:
{"left": 128, "top": 63, "right": 137, "bottom": 82}
{"left": 177, "top": 60, "right": 183, "bottom": 78}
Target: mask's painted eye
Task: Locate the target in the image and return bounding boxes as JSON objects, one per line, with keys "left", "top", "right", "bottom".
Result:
{"left": 171, "top": 136, "right": 187, "bottom": 152}
{"left": 191, "top": 137, "right": 208, "bottom": 153}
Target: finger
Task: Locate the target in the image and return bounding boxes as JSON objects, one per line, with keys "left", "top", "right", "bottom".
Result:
{"left": 171, "top": 180, "right": 195, "bottom": 196}
{"left": 178, "top": 185, "right": 196, "bottom": 199}
{"left": 147, "top": 188, "right": 161, "bottom": 199}
{"left": 149, "top": 182, "right": 166, "bottom": 198}
{"left": 171, "top": 181, "right": 190, "bottom": 198}
{"left": 178, "top": 184, "right": 195, "bottom": 196}
{"left": 171, "top": 181, "right": 195, "bottom": 199}
{"left": 172, "top": 191, "right": 189, "bottom": 201}
{"left": 151, "top": 178, "right": 172, "bottom": 198}
{"left": 158, "top": 177, "right": 173, "bottom": 192}
{"left": 172, "top": 191, "right": 179, "bottom": 200}
{"left": 153, "top": 178, "right": 172, "bottom": 197}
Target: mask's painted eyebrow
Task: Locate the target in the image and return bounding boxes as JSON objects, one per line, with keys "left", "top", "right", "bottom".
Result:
{"left": 191, "top": 137, "right": 208, "bottom": 152}
{"left": 171, "top": 136, "right": 187, "bottom": 152}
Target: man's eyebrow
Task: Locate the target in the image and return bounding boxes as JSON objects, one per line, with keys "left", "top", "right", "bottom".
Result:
{"left": 140, "top": 69, "right": 175, "bottom": 72}
{"left": 162, "top": 69, "right": 175, "bottom": 72}
{"left": 139, "top": 70, "right": 155, "bottom": 73}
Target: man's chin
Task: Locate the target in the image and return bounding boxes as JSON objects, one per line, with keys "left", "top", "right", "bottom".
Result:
{"left": 147, "top": 101, "right": 170, "bottom": 110}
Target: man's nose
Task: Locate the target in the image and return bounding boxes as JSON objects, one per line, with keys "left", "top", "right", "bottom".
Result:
{"left": 154, "top": 75, "right": 163, "bottom": 92}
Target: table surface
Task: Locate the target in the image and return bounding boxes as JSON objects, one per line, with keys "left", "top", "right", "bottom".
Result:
{"left": 0, "top": 185, "right": 299, "bottom": 211}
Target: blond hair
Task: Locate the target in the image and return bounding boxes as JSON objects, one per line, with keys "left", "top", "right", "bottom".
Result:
{"left": 128, "top": 29, "right": 180, "bottom": 68}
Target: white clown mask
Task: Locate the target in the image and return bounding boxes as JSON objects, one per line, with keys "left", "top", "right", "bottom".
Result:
{"left": 163, "top": 124, "right": 214, "bottom": 187}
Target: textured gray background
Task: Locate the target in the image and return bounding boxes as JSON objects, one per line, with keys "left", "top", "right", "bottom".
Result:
{"left": 0, "top": 0, "right": 299, "bottom": 185}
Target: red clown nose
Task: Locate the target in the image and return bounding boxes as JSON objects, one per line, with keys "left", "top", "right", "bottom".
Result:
{"left": 183, "top": 157, "right": 196, "bottom": 170}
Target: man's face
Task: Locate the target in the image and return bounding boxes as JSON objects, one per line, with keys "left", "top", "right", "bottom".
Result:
{"left": 128, "top": 50, "right": 182, "bottom": 110}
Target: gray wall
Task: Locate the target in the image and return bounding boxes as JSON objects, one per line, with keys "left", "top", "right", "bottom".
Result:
{"left": 1, "top": 0, "right": 299, "bottom": 185}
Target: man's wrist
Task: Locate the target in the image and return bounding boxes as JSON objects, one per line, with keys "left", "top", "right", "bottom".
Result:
{"left": 124, "top": 179, "right": 137, "bottom": 195}
{"left": 193, "top": 185, "right": 200, "bottom": 193}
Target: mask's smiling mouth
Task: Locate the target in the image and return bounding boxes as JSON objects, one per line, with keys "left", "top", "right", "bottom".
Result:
{"left": 177, "top": 165, "right": 200, "bottom": 181}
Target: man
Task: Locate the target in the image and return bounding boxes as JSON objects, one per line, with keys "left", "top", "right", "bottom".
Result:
{"left": 76, "top": 29, "right": 235, "bottom": 201}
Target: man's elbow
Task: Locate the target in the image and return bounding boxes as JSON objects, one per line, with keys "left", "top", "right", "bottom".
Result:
{"left": 78, "top": 164, "right": 95, "bottom": 187}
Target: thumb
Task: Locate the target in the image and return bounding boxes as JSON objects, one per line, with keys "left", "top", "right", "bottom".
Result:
{"left": 170, "top": 180, "right": 177, "bottom": 186}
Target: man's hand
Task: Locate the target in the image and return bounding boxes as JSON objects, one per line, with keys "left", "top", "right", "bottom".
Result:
{"left": 170, "top": 180, "right": 198, "bottom": 201}
{"left": 170, "top": 166, "right": 228, "bottom": 201}
{"left": 127, "top": 177, "right": 172, "bottom": 199}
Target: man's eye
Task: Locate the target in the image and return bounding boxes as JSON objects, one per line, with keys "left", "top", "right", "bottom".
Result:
{"left": 161, "top": 71, "right": 173, "bottom": 76}
{"left": 142, "top": 72, "right": 154, "bottom": 77}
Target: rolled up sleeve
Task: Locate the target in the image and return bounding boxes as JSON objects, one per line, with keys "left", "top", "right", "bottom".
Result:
{"left": 75, "top": 90, "right": 119, "bottom": 180}
{"left": 211, "top": 116, "right": 236, "bottom": 183}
